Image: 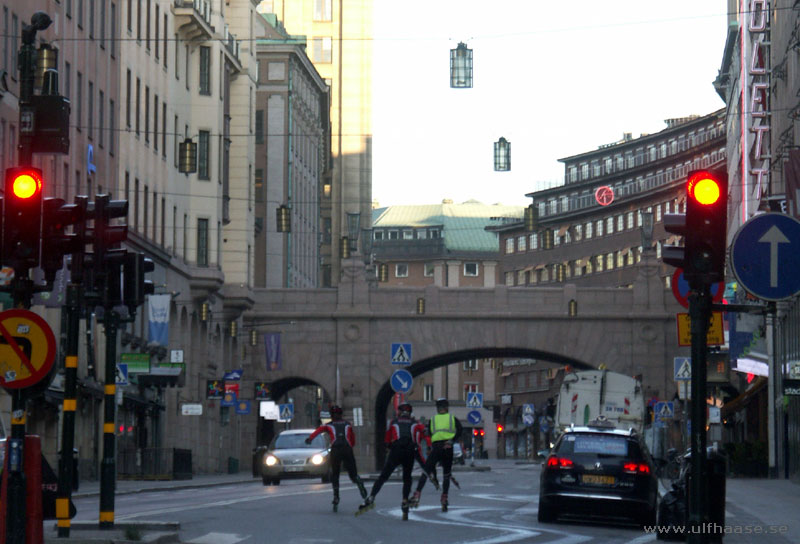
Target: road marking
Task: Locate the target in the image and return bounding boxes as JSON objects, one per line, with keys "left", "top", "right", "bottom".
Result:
{"left": 625, "top": 534, "right": 657, "bottom": 544}
{"left": 186, "top": 533, "right": 248, "bottom": 544}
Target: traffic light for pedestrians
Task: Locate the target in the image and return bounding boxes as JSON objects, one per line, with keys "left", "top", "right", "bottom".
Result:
{"left": 685, "top": 169, "right": 728, "bottom": 285}
{"left": 2, "top": 167, "right": 44, "bottom": 272}
{"left": 41, "top": 197, "right": 85, "bottom": 284}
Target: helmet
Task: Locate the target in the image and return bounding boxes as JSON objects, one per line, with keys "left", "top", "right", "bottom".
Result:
{"left": 398, "top": 402, "right": 412, "bottom": 415}
{"left": 330, "top": 405, "right": 343, "bottom": 416}
{"left": 435, "top": 398, "right": 449, "bottom": 409}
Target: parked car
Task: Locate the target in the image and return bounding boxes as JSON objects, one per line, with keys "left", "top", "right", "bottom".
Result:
{"left": 260, "top": 429, "right": 331, "bottom": 486}
{"left": 538, "top": 416, "right": 658, "bottom": 526}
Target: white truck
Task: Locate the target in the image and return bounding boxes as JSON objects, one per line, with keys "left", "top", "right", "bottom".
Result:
{"left": 554, "top": 369, "right": 645, "bottom": 434}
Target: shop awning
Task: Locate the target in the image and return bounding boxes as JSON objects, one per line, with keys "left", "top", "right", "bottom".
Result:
{"left": 721, "top": 376, "right": 767, "bottom": 418}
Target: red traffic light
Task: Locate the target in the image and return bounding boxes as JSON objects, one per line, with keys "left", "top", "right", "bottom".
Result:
{"left": 688, "top": 170, "right": 721, "bottom": 206}
{"left": 496, "top": 423, "right": 504, "bottom": 433}
{"left": 9, "top": 169, "right": 43, "bottom": 200}
{"left": 472, "top": 429, "right": 479, "bottom": 437}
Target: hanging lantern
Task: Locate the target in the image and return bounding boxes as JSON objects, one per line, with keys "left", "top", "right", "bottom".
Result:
{"left": 450, "top": 42, "right": 473, "bottom": 88}
{"left": 34, "top": 43, "right": 58, "bottom": 91}
{"left": 276, "top": 204, "right": 291, "bottom": 232}
{"left": 494, "top": 137, "right": 510, "bottom": 171}
{"left": 569, "top": 299, "right": 578, "bottom": 317}
{"left": 200, "top": 302, "right": 209, "bottom": 322}
{"left": 179, "top": 138, "right": 198, "bottom": 173}
{"left": 230, "top": 320, "right": 238, "bottom": 338}
{"left": 543, "top": 229, "right": 553, "bottom": 250}
{"left": 378, "top": 263, "right": 389, "bottom": 282}
{"left": 340, "top": 236, "right": 350, "bottom": 259}
{"left": 346, "top": 212, "right": 361, "bottom": 251}
{"left": 250, "top": 329, "right": 258, "bottom": 347}
{"left": 524, "top": 204, "right": 538, "bottom": 232}
{"left": 416, "top": 297, "right": 425, "bottom": 315}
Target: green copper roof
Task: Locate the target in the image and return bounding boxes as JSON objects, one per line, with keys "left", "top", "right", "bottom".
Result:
{"left": 372, "top": 200, "right": 523, "bottom": 252}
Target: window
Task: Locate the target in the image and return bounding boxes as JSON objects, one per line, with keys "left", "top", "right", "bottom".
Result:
{"left": 595, "top": 219, "right": 603, "bottom": 237}
{"left": 153, "top": 95, "right": 158, "bottom": 151}
{"left": 146, "top": 0, "right": 151, "bottom": 49}
{"left": 136, "top": 0, "right": 141, "bottom": 40}
{"left": 199, "top": 46, "right": 211, "bottom": 95}
{"left": 402, "top": 229, "right": 413, "bottom": 240}
{"left": 463, "top": 359, "right": 478, "bottom": 371}
{"left": 627, "top": 212, "right": 634, "bottom": 229}
{"left": 464, "top": 262, "right": 478, "bottom": 277}
{"left": 313, "top": 0, "right": 332, "bottom": 20}
{"left": 109, "top": 99, "right": 115, "bottom": 154}
{"left": 312, "top": 37, "right": 332, "bottom": 63}
{"left": 424, "top": 263, "right": 434, "bottom": 277}
{"left": 585, "top": 222, "right": 592, "bottom": 239}
{"left": 463, "top": 384, "right": 478, "bottom": 400}
{"left": 98, "top": 89, "right": 104, "bottom": 147}
{"left": 76, "top": 72, "right": 83, "bottom": 131}
{"left": 162, "top": 102, "right": 167, "bottom": 157}
{"left": 517, "top": 235, "right": 526, "bottom": 251}
{"left": 89, "top": 0, "right": 94, "bottom": 37}
{"left": 86, "top": 81, "right": 94, "bottom": 139}
{"left": 127, "top": 0, "right": 132, "bottom": 31}
{"left": 78, "top": 0, "right": 84, "bottom": 27}
{"left": 255, "top": 110, "right": 264, "bottom": 144}
{"left": 606, "top": 217, "right": 614, "bottom": 234}
{"left": 135, "top": 77, "right": 140, "bottom": 135}
{"left": 395, "top": 264, "right": 408, "bottom": 278}
{"left": 100, "top": 0, "right": 106, "bottom": 47}
{"left": 423, "top": 384, "right": 434, "bottom": 402}
{"left": 617, "top": 214, "right": 623, "bottom": 231}
{"left": 197, "top": 218, "right": 209, "bottom": 267}
{"left": 198, "top": 130, "right": 210, "bottom": 179}
{"left": 505, "top": 238, "right": 514, "bottom": 254}
{"left": 154, "top": 4, "right": 159, "bottom": 57}
{"left": 163, "top": 14, "right": 168, "bottom": 68}
{"left": 505, "top": 271, "right": 514, "bottom": 285}
{"left": 530, "top": 232, "right": 538, "bottom": 249}
{"left": 606, "top": 253, "right": 614, "bottom": 270}
{"left": 144, "top": 86, "right": 149, "bottom": 142}
{"left": 125, "top": 70, "right": 131, "bottom": 127}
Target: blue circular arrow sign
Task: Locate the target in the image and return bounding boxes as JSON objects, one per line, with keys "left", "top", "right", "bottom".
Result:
{"left": 467, "top": 410, "right": 482, "bottom": 425}
{"left": 731, "top": 213, "right": 800, "bottom": 301}
{"left": 390, "top": 369, "right": 413, "bottom": 393}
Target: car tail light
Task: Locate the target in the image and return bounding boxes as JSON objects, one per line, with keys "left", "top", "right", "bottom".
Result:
{"left": 546, "top": 456, "right": 574, "bottom": 469}
{"left": 623, "top": 462, "right": 650, "bottom": 474}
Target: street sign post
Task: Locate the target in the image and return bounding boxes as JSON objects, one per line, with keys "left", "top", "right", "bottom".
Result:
{"left": 731, "top": 212, "right": 800, "bottom": 301}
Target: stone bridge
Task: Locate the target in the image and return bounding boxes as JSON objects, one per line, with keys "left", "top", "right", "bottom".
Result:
{"left": 243, "top": 254, "right": 683, "bottom": 469}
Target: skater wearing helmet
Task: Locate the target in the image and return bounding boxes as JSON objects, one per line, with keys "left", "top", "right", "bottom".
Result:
{"left": 409, "top": 398, "right": 462, "bottom": 512}
{"left": 356, "top": 402, "right": 428, "bottom": 520}
{"left": 306, "top": 405, "right": 368, "bottom": 512}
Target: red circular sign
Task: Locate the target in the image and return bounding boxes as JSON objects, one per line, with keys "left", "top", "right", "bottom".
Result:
{"left": 671, "top": 268, "right": 726, "bottom": 309}
{"left": 595, "top": 186, "right": 614, "bottom": 206}
{"left": 0, "top": 309, "right": 57, "bottom": 389}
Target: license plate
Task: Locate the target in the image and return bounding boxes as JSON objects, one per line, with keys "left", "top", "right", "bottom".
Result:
{"left": 285, "top": 466, "right": 304, "bottom": 472}
{"left": 582, "top": 474, "right": 615, "bottom": 485}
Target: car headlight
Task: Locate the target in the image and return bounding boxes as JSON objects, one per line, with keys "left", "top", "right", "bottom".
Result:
{"left": 265, "top": 455, "right": 278, "bottom": 466}
{"left": 310, "top": 453, "right": 325, "bottom": 465}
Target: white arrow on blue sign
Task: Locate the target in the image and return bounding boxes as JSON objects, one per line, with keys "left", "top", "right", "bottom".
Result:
{"left": 467, "top": 410, "right": 482, "bottom": 425}
{"left": 390, "top": 369, "right": 413, "bottom": 393}
{"left": 466, "top": 392, "right": 483, "bottom": 408}
{"left": 731, "top": 213, "right": 800, "bottom": 301}
{"left": 116, "top": 363, "right": 129, "bottom": 386}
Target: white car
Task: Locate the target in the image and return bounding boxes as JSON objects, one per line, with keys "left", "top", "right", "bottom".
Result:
{"left": 261, "top": 429, "right": 331, "bottom": 486}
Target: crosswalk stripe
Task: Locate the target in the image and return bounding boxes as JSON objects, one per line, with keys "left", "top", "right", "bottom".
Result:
{"left": 186, "top": 532, "right": 247, "bottom": 544}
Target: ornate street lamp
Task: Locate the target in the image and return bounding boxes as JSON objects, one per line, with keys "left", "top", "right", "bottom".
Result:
{"left": 179, "top": 138, "right": 197, "bottom": 173}
{"left": 494, "top": 137, "right": 510, "bottom": 171}
{"left": 640, "top": 210, "right": 654, "bottom": 250}
{"left": 276, "top": 204, "right": 291, "bottom": 232}
{"left": 361, "top": 228, "right": 373, "bottom": 264}
{"left": 450, "top": 42, "right": 473, "bottom": 88}
{"left": 524, "top": 204, "right": 538, "bottom": 232}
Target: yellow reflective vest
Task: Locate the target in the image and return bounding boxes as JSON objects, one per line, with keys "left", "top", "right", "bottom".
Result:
{"left": 431, "top": 413, "right": 456, "bottom": 442}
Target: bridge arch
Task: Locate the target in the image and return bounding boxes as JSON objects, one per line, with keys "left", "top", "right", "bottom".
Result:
{"left": 373, "top": 347, "right": 596, "bottom": 467}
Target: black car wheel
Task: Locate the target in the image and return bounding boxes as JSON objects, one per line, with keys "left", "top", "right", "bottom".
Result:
{"left": 262, "top": 476, "right": 272, "bottom": 486}
{"left": 273, "top": 478, "right": 281, "bottom": 485}
{"left": 537, "top": 498, "right": 555, "bottom": 523}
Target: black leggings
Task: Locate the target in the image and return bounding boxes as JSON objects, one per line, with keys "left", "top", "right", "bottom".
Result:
{"left": 329, "top": 446, "right": 360, "bottom": 495}
{"left": 417, "top": 442, "right": 453, "bottom": 494}
{"left": 370, "top": 445, "right": 416, "bottom": 501}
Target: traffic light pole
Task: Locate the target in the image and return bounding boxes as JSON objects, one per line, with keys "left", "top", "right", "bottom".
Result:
{"left": 687, "top": 285, "right": 711, "bottom": 544}
{"left": 56, "top": 283, "right": 80, "bottom": 537}
{"left": 99, "top": 308, "right": 121, "bottom": 529}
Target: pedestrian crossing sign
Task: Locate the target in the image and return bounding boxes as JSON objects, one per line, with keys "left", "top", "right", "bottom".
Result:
{"left": 390, "top": 343, "right": 412, "bottom": 365}
{"left": 674, "top": 357, "right": 692, "bottom": 381}
{"left": 466, "top": 392, "right": 483, "bottom": 408}
{"left": 278, "top": 403, "right": 294, "bottom": 422}
{"left": 654, "top": 401, "right": 674, "bottom": 421}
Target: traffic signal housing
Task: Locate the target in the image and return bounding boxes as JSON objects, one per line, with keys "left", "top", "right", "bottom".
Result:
{"left": 3, "top": 167, "right": 44, "bottom": 272}
{"left": 685, "top": 169, "right": 728, "bottom": 285}
{"left": 123, "top": 252, "right": 155, "bottom": 316}
{"left": 41, "top": 197, "right": 86, "bottom": 284}
{"left": 88, "top": 195, "right": 128, "bottom": 305}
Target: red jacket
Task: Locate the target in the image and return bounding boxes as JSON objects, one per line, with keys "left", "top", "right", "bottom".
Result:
{"left": 384, "top": 416, "right": 430, "bottom": 449}
{"left": 308, "top": 419, "right": 356, "bottom": 448}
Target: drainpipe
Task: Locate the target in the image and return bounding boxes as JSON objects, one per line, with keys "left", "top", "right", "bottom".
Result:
{"left": 287, "top": 62, "right": 293, "bottom": 287}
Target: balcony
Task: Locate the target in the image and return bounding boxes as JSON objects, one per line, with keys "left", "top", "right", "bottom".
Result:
{"left": 222, "top": 24, "right": 242, "bottom": 73}
{"left": 172, "top": 0, "right": 214, "bottom": 42}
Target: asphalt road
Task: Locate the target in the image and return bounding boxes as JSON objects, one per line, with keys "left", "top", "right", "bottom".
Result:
{"left": 70, "top": 462, "right": 657, "bottom": 544}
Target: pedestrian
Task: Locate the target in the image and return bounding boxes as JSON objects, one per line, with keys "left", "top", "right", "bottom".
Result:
{"left": 356, "top": 402, "right": 428, "bottom": 520}
{"left": 305, "top": 405, "right": 368, "bottom": 512}
{"left": 409, "top": 397, "right": 463, "bottom": 512}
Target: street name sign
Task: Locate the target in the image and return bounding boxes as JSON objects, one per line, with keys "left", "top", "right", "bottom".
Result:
{"left": 731, "top": 212, "right": 800, "bottom": 301}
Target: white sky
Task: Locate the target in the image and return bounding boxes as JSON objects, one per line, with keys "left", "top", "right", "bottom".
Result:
{"left": 371, "top": 1, "right": 729, "bottom": 208}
